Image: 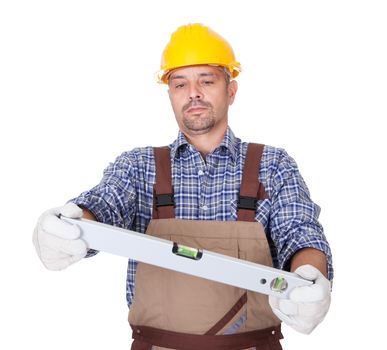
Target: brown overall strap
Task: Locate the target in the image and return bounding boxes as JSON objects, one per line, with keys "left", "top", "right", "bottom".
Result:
{"left": 152, "top": 147, "right": 175, "bottom": 219}
{"left": 205, "top": 292, "right": 247, "bottom": 335}
{"left": 237, "top": 143, "right": 268, "bottom": 222}
{"left": 131, "top": 325, "right": 283, "bottom": 350}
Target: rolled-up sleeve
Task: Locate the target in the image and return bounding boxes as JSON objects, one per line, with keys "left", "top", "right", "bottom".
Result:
{"left": 70, "top": 151, "right": 138, "bottom": 230}
{"left": 267, "top": 149, "right": 333, "bottom": 280}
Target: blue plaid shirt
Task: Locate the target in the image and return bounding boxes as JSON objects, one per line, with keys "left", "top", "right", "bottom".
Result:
{"left": 71, "top": 127, "right": 333, "bottom": 306}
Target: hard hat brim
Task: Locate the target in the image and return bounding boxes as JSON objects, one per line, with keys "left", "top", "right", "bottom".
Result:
{"left": 157, "top": 63, "right": 241, "bottom": 84}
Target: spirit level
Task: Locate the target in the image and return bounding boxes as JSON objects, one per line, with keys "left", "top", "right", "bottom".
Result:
{"left": 61, "top": 217, "right": 313, "bottom": 298}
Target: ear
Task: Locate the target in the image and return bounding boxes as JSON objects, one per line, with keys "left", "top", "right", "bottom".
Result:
{"left": 228, "top": 80, "right": 238, "bottom": 105}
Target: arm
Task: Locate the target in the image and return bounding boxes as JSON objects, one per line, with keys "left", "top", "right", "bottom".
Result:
{"left": 291, "top": 247, "right": 327, "bottom": 278}
{"left": 81, "top": 207, "right": 97, "bottom": 221}
{"left": 264, "top": 148, "right": 332, "bottom": 334}
{"left": 33, "top": 151, "right": 139, "bottom": 271}
{"left": 69, "top": 150, "right": 139, "bottom": 229}
{"left": 263, "top": 147, "right": 333, "bottom": 280}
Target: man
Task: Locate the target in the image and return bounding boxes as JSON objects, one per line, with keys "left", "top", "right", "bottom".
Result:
{"left": 33, "top": 23, "right": 333, "bottom": 350}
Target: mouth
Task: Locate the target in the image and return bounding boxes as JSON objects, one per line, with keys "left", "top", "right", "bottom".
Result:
{"left": 186, "top": 106, "right": 208, "bottom": 114}
{"left": 183, "top": 100, "right": 211, "bottom": 114}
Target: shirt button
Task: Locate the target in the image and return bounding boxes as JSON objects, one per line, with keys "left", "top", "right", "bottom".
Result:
{"left": 202, "top": 205, "right": 208, "bottom": 211}
{"left": 198, "top": 170, "right": 204, "bottom": 176}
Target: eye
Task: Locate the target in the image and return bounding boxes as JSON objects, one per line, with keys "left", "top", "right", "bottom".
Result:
{"left": 203, "top": 80, "right": 214, "bottom": 85}
{"left": 175, "top": 83, "right": 185, "bottom": 89}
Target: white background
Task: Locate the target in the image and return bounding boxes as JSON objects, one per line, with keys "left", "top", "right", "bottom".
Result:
{"left": 1, "top": 0, "right": 386, "bottom": 349}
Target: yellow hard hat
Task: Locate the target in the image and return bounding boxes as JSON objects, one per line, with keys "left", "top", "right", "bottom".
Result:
{"left": 158, "top": 23, "right": 241, "bottom": 84}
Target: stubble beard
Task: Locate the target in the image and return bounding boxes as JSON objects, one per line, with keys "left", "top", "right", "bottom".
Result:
{"left": 183, "top": 112, "right": 215, "bottom": 135}
{"left": 182, "top": 101, "right": 215, "bottom": 135}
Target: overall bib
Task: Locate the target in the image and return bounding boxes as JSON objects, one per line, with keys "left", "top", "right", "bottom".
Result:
{"left": 129, "top": 144, "right": 283, "bottom": 350}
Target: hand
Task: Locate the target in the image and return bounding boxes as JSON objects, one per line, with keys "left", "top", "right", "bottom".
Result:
{"left": 33, "top": 203, "right": 87, "bottom": 270}
{"left": 269, "top": 264, "right": 331, "bottom": 334}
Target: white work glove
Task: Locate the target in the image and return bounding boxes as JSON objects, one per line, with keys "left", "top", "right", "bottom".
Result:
{"left": 33, "top": 203, "right": 87, "bottom": 271}
{"left": 269, "top": 264, "right": 331, "bottom": 334}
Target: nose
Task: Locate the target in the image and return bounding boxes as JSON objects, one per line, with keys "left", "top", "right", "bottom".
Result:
{"left": 188, "top": 83, "right": 203, "bottom": 101}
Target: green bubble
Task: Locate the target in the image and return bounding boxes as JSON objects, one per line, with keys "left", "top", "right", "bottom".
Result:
{"left": 177, "top": 245, "right": 199, "bottom": 259}
{"left": 270, "top": 277, "right": 288, "bottom": 292}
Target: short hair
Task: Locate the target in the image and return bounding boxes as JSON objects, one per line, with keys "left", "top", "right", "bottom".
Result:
{"left": 223, "top": 67, "right": 231, "bottom": 85}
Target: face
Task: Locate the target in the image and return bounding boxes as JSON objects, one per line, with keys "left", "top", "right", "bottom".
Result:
{"left": 167, "top": 65, "right": 237, "bottom": 137}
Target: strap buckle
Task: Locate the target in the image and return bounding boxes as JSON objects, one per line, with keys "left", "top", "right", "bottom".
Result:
{"left": 155, "top": 193, "right": 175, "bottom": 207}
{"left": 237, "top": 196, "right": 257, "bottom": 211}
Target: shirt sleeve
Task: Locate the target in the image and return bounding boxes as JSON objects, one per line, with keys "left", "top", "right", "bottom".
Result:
{"left": 266, "top": 148, "right": 334, "bottom": 280}
{"left": 69, "top": 151, "right": 138, "bottom": 230}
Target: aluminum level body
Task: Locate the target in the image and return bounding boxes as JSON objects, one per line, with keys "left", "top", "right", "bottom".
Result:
{"left": 62, "top": 217, "right": 312, "bottom": 298}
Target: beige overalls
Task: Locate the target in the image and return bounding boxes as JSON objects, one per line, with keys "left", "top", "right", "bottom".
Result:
{"left": 129, "top": 144, "right": 283, "bottom": 350}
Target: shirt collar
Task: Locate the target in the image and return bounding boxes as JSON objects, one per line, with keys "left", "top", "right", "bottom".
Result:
{"left": 170, "top": 126, "right": 239, "bottom": 161}
{"left": 170, "top": 130, "right": 189, "bottom": 158}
